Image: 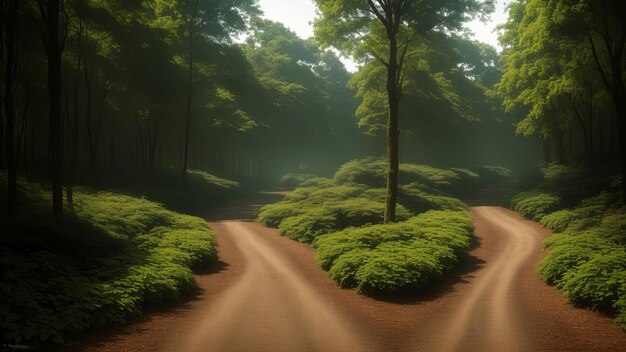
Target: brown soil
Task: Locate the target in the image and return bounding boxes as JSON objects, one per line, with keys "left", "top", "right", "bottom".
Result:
{"left": 67, "top": 193, "right": 626, "bottom": 352}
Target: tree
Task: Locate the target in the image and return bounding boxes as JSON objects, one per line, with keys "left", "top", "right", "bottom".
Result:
{"left": 37, "top": 0, "right": 65, "bottom": 214}
{"left": 3, "top": 0, "right": 17, "bottom": 213}
{"left": 315, "top": 0, "right": 492, "bottom": 222}
{"left": 498, "top": 0, "right": 624, "bottom": 178}
{"left": 177, "top": 0, "right": 259, "bottom": 181}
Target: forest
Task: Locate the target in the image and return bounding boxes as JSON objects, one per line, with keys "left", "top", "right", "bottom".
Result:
{"left": 1, "top": 0, "right": 624, "bottom": 351}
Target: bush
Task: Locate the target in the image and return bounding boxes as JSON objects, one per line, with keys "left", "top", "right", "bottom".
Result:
{"left": 273, "top": 198, "right": 411, "bottom": 243}
{"left": 315, "top": 210, "right": 473, "bottom": 293}
{"left": 332, "top": 157, "right": 497, "bottom": 195}
{"left": 0, "top": 177, "right": 216, "bottom": 346}
{"left": 260, "top": 158, "right": 501, "bottom": 295}
{"left": 280, "top": 173, "right": 317, "bottom": 188}
{"left": 511, "top": 190, "right": 560, "bottom": 221}
{"left": 514, "top": 165, "right": 625, "bottom": 326}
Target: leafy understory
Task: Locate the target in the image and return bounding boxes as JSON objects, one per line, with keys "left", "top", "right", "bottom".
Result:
{"left": 511, "top": 164, "right": 625, "bottom": 326}
{"left": 259, "top": 158, "right": 508, "bottom": 294}
{"left": 0, "top": 175, "right": 217, "bottom": 346}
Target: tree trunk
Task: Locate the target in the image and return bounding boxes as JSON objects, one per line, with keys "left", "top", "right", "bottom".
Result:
{"left": 181, "top": 9, "right": 196, "bottom": 181}
{"left": 384, "top": 34, "right": 399, "bottom": 223}
{"left": 46, "top": 0, "right": 64, "bottom": 214}
{"left": 4, "top": 0, "right": 17, "bottom": 214}
{"left": 0, "top": 0, "right": 5, "bottom": 172}
{"left": 616, "top": 102, "right": 626, "bottom": 201}
{"left": 542, "top": 138, "right": 551, "bottom": 163}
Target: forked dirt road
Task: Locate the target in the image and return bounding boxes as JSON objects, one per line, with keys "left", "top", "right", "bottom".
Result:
{"left": 72, "top": 192, "right": 626, "bottom": 352}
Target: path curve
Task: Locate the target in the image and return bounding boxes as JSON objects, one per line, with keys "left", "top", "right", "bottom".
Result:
{"left": 70, "top": 193, "right": 626, "bottom": 352}
{"left": 172, "top": 221, "right": 373, "bottom": 352}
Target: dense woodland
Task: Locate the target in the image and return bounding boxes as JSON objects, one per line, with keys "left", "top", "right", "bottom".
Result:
{"left": 1, "top": 0, "right": 625, "bottom": 348}
{"left": 0, "top": 0, "right": 544, "bottom": 216}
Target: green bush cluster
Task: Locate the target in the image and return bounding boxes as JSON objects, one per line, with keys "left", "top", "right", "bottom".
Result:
{"left": 259, "top": 158, "right": 492, "bottom": 294}
{"left": 314, "top": 210, "right": 473, "bottom": 293}
{"left": 512, "top": 164, "right": 625, "bottom": 326}
{"left": 331, "top": 157, "right": 499, "bottom": 196}
{"left": 280, "top": 173, "right": 318, "bottom": 188}
{"left": 0, "top": 178, "right": 217, "bottom": 346}
{"left": 511, "top": 190, "right": 561, "bottom": 221}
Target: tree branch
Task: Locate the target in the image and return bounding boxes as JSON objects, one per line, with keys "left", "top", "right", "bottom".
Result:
{"left": 365, "top": 0, "right": 388, "bottom": 28}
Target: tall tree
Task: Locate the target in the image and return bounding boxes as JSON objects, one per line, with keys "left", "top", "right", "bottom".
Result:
{"left": 177, "top": 0, "right": 258, "bottom": 181}
{"left": 3, "top": 0, "right": 17, "bottom": 213}
{"left": 37, "top": 0, "right": 65, "bottom": 214}
{"left": 315, "top": 0, "right": 492, "bottom": 222}
{"left": 499, "top": 0, "right": 625, "bottom": 182}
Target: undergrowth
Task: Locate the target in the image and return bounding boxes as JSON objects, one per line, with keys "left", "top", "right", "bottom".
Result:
{"left": 98, "top": 166, "right": 243, "bottom": 213}
{"left": 511, "top": 163, "right": 625, "bottom": 326}
{"left": 259, "top": 158, "right": 509, "bottom": 294}
{"left": 0, "top": 175, "right": 217, "bottom": 346}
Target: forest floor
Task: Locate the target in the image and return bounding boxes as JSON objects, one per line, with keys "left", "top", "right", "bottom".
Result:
{"left": 67, "top": 190, "right": 626, "bottom": 352}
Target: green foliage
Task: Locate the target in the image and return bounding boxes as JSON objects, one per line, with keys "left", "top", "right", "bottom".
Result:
{"left": 512, "top": 164, "right": 625, "bottom": 326}
{"left": 400, "top": 182, "right": 467, "bottom": 213}
{"left": 259, "top": 159, "right": 481, "bottom": 294}
{"left": 333, "top": 157, "right": 498, "bottom": 196}
{"left": 511, "top": 191, "right": 560, "bottom": 221}
{"left": 314, "top": 210, "right": 473, "bottom": 293}
{"left": 0, "top": 177, "right": 216, "bottom": 345}
{"left": 259, "top": 159, "right": 482, "bottom": 244}
{"left": 280, "top": 173, "right": 318, "bottom": 188}
{"left": 100, "top": 167, "right": 242, "bottom": 213}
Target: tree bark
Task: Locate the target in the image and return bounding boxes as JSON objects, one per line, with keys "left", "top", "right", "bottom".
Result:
{"left": 45, "top": 0, "right": 64, "bottom": 214}
{"left": 365, "top": 0, "right": 403, "bottom": 223}
{"left": 182, "top": 2, "right": 198, "bottom": 181}
{"left": 384, "top": 34, "right": 399, "bottom": 223}
{"left": 4, "top": 0, "right": 17, "bottom": 214}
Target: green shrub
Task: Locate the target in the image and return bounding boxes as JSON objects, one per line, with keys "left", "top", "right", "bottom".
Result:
{"left": 280, "top": 173, "right": 318, "bottom": 188}
{"left": 559, "top": 250, "right": 626, "bottom": 312}
{"left": 259, "top": 158, "right": 489, "bottom": 295}
{"left": 315, "top": 210, "right": 473, "bottom": 293}
{"left": 0, "top": 179, "right": 216, "bottom": 346}
{"left": 517, "top": 166, "right": 626, "bottom": 327}
{"left": 276, "top": 198, "right": 411, "bottom": 243}
{"left": 540, "top": 210, "right": 575, "bottom": 233}
{"left": 258, "top": 202, "right": 306, "bottom": 227}
{"left": 332, "top": 157, "right": 488, "bottom": 194}
{"left": 400, "top": 182, "right": 467, "bottom": 213}
{"left": 511, "top": 190, "right": 560, "bottom": 221}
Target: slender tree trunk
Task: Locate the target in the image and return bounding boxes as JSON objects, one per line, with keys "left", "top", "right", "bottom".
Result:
{"left": 572, "top": 103, "right": 590, "bottom": 162}
{"left": 616, "top": 102, "right": 626, "bottom": 200}
{"left": 182, "top": 6, "right": 197, "bottom": 181}
{"left": 542, "top": 138, "right": 551, "bottom": 163}
{"left": 39, "top": 0, "right": 64, "bottom": 214}
{"left": 384, "top": 34, "right": 400, "bottom": 223}
{"left": 4, "top": 0, "right": 17, "bottom": 214}
{"left": 0, "top": 0, "right": 6, "bottom": 172}
{"left": 0, "top": 108, "right": 5, "bottom": 171}
{"left": 18, "top": 59, "right": 29, "bottom": 171}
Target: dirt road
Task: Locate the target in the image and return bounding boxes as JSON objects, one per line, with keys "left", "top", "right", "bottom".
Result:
{"left": 73, "top": 194, "right": 626, "bottom": 352}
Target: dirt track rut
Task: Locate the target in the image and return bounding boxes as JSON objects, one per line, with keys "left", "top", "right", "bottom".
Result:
{"left": 73, "top": 194, "right": 626, "bottom": 352}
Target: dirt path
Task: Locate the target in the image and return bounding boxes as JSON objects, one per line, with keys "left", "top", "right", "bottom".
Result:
{"left": 71, "top": 193, "right": 626, "bottom": 352}
{"left": 170, "top": 221, "right": 373, "bottom": 352}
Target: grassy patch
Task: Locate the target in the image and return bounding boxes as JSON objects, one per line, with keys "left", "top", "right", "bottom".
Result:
{"left": 511, "top": 163, "right": 625, "bottom": 326}
{"left": 0, "top": 175, "right": 216, "bottom": 346}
